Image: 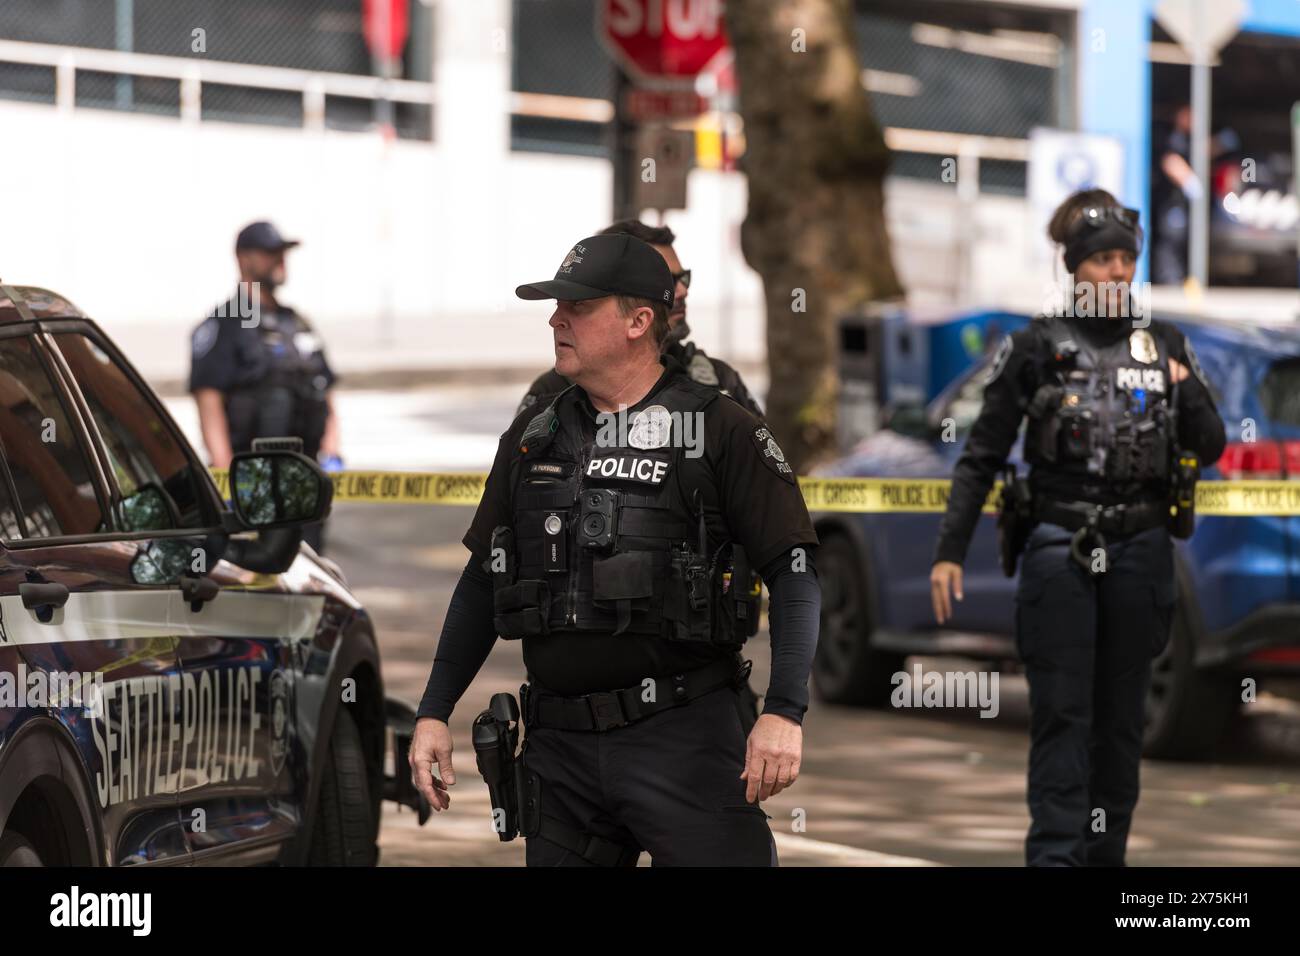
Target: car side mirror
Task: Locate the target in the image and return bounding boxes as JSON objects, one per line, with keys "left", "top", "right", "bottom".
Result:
{"left": 226, "top": 450, "right": 333, "bottom": 531}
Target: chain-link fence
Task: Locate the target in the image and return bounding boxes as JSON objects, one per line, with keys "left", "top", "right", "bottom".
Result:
{"left": 0, "top": 0, "right": 433, "bottom": 139}
{"left": 511, "top": 0, "right": 615, "bottom": 157}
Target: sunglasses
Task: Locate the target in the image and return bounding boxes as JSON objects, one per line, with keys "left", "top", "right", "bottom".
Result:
{"left": 671, "top": 269, "right": 692, "bottom": 289}
{"left": 1071, "top": 205, "right": 1140, "bottom": 236}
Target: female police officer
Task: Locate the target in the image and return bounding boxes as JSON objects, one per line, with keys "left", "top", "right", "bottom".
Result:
{"left": 929, "top": 188, "right": 1226, "bottom": 866}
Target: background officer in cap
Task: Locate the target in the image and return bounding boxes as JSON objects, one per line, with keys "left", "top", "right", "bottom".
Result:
{"left": 517, "top": 219, "right": 764, "bottom": 419}
{"left": 930, "top": 189, "right": 1226, "bottom": 866}
{"left": 409, "top": 233, "right": 821, "bottom": 866}
{"left": 190, "top": 220, "right": 340, "bottom": 552}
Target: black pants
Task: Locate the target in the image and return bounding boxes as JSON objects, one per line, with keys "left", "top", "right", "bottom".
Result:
{"left": 520, "top": 683, "right": 776, "bottom": 866}
{"left": 1015, "top": 522, "right": 1176, "bottom": 866}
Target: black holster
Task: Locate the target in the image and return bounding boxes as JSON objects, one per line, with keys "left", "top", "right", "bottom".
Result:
{"left": 471, "top": 693, "right": 523, "bottom": 841}
{"left": 997, "top": 465, "right": 1033, "bottom": 577}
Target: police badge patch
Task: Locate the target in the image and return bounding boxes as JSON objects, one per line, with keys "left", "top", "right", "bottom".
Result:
{"left": 752, "top": 426, "right": 795, "bottom": 483}
{"left": 1130, "top": 328, "right": 1158, "bottom": 364}
{"left": 559, "top": 244, "right": 586, "bottom": 275}
{"left": 628, "top": 404, "right": 672, "bottom": 449}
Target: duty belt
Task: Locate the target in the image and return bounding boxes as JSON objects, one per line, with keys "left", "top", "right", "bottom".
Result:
{"left": 1035, "top": 498, "right": 1167, "bottom": 537}
{"left": 522, "top": 656, "right": 752, "bottom": 733}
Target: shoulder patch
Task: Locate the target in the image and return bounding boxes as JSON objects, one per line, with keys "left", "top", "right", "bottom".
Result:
{"left": 687, "top": 352, "right": 720, "bottom": 386}
{"left": 983, "top": 335, "right": 1013, "bottom": 385}
{"left": 192, "top": 317, "right": 220, "bottom": 359}
{"left": 752, "top": 426, "right": 795, "bottom": 484}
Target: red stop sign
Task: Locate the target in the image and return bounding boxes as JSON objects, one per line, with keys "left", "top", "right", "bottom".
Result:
{"left": 599, "top": 0, "right": 730, "bottom": 82}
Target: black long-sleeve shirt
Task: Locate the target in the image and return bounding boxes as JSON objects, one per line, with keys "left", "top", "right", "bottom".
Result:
{"left": 934, "top": 316, "right": 1227, "bottom": 566}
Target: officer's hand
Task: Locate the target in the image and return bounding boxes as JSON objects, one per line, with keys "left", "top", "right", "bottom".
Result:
{"left": 1169, "top": 358, "right": 1189, "bottom": 383}
{"left": 408, "top": 717, "right": 455, "bottom": 812}
{"left": 741, "top": 713, "right": 802, "bottom": 803}
{"left": 930, "top": 561, "right": 963, "bottom": 624}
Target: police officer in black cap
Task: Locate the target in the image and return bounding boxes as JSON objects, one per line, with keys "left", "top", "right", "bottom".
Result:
{"left": 189, "top": 220, "right": 339, "bottom": 551}
{"left": 517, "top": 219, "right": 764, "bottom": 419}
{"left": 409, "top": 233, "right": 821, "bottom": 866}
{"left": 930, "top": 189, "right": 1226, "bottom": 866}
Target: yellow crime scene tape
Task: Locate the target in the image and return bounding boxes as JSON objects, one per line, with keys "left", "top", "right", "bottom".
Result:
{"left": 211, "top": 469, "right": 1300, "bottom": 516}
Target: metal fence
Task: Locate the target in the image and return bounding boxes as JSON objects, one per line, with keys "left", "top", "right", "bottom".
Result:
{"left": 0, "top": 0, "right": 435, "bottom": 138}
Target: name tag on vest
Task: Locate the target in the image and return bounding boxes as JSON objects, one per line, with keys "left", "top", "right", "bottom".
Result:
{"left": 527, "top": 461, "right": 574, "bottom": 479}
{"left": 586, "top": 455, "right": 670, "bottom": 486}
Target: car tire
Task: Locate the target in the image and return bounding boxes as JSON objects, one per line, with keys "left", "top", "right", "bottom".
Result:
{"left": 1143, "top": 592, "right": 1239, "bottom": 761}
{"left": 812, "top": 531, "right": 905, "bottom": 706}
{"left": 0, "top": 831, "right": 44, "bottom": 867}
{"left": 308, "top": 706, "right": 378, "bottom": 866}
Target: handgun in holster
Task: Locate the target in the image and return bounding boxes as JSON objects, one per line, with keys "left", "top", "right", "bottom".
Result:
{"left": 471, "top": 692, "right": 522, "bottom": 842}
{"left": 997, "top": 464, "right": 1033, "bottom": 577}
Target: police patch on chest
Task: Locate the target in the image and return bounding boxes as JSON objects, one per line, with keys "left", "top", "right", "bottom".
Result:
{"left": 753, "top": 426, "right": 795, "bottom": 483}
{"left": 1115, "top": 367, "right": 1165, "bottom": 393}
{"left": 585, "top": 455, "right": 671, "bottom": 485}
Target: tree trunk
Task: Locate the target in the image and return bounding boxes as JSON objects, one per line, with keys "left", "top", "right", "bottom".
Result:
{"left": 725, "top": 0, "right": 903, "bottom": 471}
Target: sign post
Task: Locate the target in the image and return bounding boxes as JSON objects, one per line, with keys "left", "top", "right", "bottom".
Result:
{"left": 598, "top": 0, "right": 729, "bottom": 219}
{"left": 1154, "top": 0, "right": 1245, "bottom": 291}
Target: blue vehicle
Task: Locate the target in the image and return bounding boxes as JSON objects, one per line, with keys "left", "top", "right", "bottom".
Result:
{"left": 812, "top": 312, "right": 1300, "bottom": 760}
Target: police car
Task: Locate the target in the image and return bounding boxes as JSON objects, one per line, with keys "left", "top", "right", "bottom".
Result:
{"left": 0, "top": 285, "right": 425, "bottom": 866}
{"left": 814, "top": 312, "right": 1300, "bottom": 761}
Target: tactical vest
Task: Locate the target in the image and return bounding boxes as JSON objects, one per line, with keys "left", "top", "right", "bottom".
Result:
{"left": 225, "top": 306, "right": 331, "bottom": 456}
{"left": 488, "top": 376, "right": 760, "bottom": 647}
{"left": 1026, "top": 317, "right": 1174, "bottom": 493}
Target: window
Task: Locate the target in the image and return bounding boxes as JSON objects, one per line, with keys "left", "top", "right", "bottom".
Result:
{"left": 53, "top": 332, "right": 210, "bottom": 533}
{"left": 0, "top": 336, "right": 104, "bottom": 538}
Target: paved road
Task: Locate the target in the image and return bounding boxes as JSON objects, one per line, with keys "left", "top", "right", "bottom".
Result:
{"left": 322, "top": 502, "right": 1300, "bottom": 868}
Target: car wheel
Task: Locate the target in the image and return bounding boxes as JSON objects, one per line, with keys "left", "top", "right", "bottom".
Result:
{"left": 308, "top": 706, "right": 378, "bottom": 866}
{"left": 1143, "top": 593, "right": 1239, "bottom": 760}
{"left": 812, "top": 531, "right": 905, "bottom": 706}
{"left": 0, "top": 831, "right": 44, "bottom": 867}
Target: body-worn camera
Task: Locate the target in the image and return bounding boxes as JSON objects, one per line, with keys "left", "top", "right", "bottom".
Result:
{"left": 579, "top": 488, "right": 619, "bottom": 551}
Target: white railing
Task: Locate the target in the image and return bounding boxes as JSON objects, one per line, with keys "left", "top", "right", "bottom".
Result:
{"left": 0, "top": 38, "right": 436, "bottom": 129}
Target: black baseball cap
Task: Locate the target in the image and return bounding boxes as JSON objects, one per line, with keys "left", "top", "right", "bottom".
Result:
{"left": 235, "top": 221, "right": 301, "bottom": 253}
{"left": 515, "top": 234, "right": 674, "bottom": 306}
